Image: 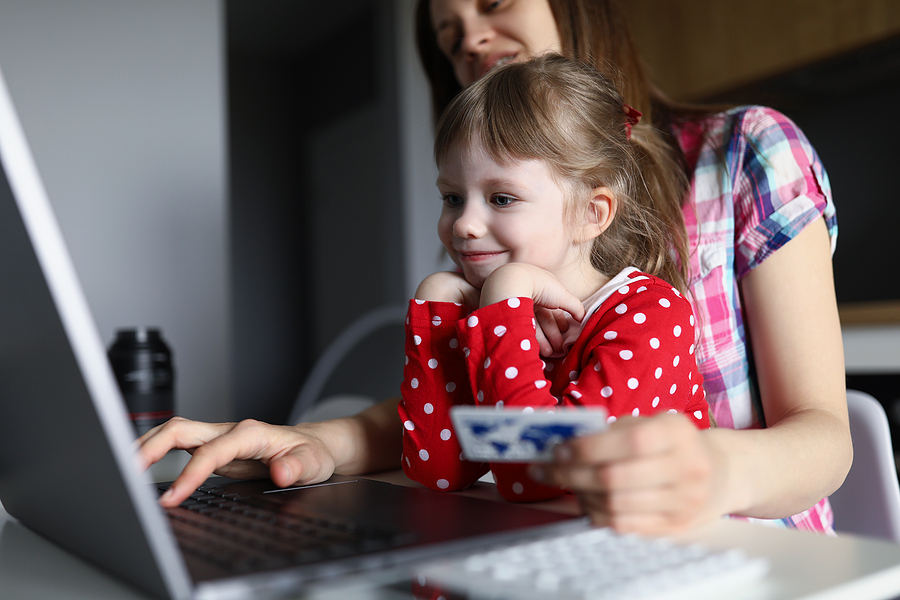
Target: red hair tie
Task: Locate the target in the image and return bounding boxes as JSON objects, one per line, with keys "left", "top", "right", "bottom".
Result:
{"left": 623, "top": 104, "right": 642, "bottom": 140}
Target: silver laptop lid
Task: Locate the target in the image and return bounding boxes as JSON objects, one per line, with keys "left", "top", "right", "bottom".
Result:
{"left": 0, "top": 61, "right": 193, "bottom": 600}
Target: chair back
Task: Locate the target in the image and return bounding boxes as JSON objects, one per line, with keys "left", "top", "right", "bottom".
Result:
{"left": 830, "top": 390, "right": 900, "bottom": 543}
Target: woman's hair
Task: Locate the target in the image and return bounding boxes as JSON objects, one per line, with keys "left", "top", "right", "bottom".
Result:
{"left": 434, "top": 54, "right": 690, "bottom": 292}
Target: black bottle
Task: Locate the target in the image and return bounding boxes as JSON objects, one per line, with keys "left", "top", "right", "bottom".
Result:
{"left": 108, "top": 327, "right": 175, "bottom": 436}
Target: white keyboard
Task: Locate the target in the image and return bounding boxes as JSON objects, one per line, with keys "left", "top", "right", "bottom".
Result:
{"left": 416, "top": 524, "right": 768, "bottom": 600}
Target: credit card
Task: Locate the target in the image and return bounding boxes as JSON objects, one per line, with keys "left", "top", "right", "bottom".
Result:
{"left": 450, "top": 406, "right": 609, "bottom": 463}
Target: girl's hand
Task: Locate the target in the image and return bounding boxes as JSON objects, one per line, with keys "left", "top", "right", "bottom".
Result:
{"left": 480, "top": 263, "right": 585, "bottom": 321}
{"left": 415, "top": 271, "right": 481, "bottom": 309}
{"left": 534, "top": 306, "right": 570, "bottom": 356}
{"left": 140, "top": 417, "right": 339, "bottom": 507}
{"left": 531, "top": 413, "right": 725, "bottom": 535}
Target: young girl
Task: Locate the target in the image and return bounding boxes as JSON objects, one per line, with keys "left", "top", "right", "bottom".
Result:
{"left": 398, "top": 54, "right": 709, "bottom": 502}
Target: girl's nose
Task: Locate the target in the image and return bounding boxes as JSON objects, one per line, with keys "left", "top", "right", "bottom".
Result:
{"left": 453, "top": 204, "right": 487, "bottom": 239}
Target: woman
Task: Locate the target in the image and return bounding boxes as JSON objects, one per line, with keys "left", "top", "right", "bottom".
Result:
{"left": 146, "top": 0, "right": 850, "bottom": 536}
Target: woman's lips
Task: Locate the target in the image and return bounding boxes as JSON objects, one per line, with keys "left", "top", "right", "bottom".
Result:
{"left": 478, "top": 53, "right": 518, "bottom": 79}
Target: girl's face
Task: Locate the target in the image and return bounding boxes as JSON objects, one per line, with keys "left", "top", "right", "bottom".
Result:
{"left": 429, "top": 0, "right": 562, "bottom": 88}
{"left": 437, "top": 140, "right": 600, "bottom": 299}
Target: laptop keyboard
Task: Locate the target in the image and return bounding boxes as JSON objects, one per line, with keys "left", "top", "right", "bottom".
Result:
{"left": 416, "top": 525, "right": 769, "bottom": 600}
{"left": 160, "top": 483, "right": 413, "bottom": 573}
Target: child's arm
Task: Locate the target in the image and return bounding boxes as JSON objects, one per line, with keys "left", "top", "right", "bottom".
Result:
{"left": 399, "top": 288, "right": 489, "bottom": 492}
{"left": 457, "top": 269, "right": 708, "bottom": 501}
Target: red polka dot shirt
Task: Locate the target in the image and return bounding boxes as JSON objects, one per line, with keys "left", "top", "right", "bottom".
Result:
{"left": 399, "top": 268, "right": 710, "bottom": 502}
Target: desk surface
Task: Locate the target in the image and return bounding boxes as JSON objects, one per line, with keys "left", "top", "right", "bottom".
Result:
{"left": 5, "top": 460, "right": 900, "bottom": 600}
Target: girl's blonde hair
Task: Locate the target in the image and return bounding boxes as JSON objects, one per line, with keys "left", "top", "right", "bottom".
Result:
{"left": 434, "top": 54, "right": 689, "bottom": 292}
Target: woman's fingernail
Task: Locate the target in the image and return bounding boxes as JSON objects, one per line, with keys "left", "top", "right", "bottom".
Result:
{"left": 159, "top": 487, "right": 175, "bottom": 504}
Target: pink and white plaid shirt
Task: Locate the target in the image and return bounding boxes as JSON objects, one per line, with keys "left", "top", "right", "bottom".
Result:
{"left": 671, "top": 106, "right": 838, "bottom": 533}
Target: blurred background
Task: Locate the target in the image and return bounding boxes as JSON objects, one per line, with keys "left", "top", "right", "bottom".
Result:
{"left": 0, "top": 0, "right": 897, "bottom": 432}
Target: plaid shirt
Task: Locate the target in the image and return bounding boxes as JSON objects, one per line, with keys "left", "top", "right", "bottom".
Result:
{"left": 671, "top": 106, "right": 838, "bottom": 533}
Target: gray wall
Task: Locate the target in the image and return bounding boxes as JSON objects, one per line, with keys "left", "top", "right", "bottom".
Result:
{"left": 0, "top": 1, "right": 231, "bottom": 421}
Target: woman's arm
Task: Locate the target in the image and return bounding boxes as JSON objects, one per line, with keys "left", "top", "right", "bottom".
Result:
{"left": 535, "top": 218, "right": 852, "bottom": 533}
{"left": 144, "top": 396, "right": 403, "bottom": 507}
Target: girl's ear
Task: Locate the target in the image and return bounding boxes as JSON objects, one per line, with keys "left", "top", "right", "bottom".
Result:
{"left": 575, "top": 187, "right": 617, "bottom": 243}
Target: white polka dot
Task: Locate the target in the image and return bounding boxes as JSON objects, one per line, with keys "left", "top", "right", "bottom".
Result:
{"left": 404, "top": 420, "right": 415, "bottom": 431}
{"left": 405, "top": 356, "right": 409, "bottom": 365}
{"left": 432, "top": 315, "right": 442, "bottom": 326}
{"left": 655, "top": 367, "right": 662, "bottom": 379}
{"left": 437, "top": 479, "right": 449, "bottom": 489}
{"left": 673, "top": 325, "right": 682, "bottom": 337}
{"left": 659, "top": 298, "right": 671, "bottom": 308}
{"left": 604, "top": 330, "right": 618, "bottom": 340}
{"left": 467, "top": 315, "right": 478, "bottom": 327}
{"left": 405, "top": 456, "right": 410, "bottom": 467}
{"left": 441, "top": 428, "right": 452, "bottom": 440}
{"left": 694, "top": 411, "right": 703, "bottom": 420}
{"left": 569, "top": 370, "right": 578, "bottom": 381}
{"left": 464, "top": 348, "right": 470, "bottom": 357}
{"left": 520, "top": 339, "right": 531, "bottom": 351}
{"left": 672, "top": 287, "right": 682, "bottom": 296}
{"left": 446, "top": 382, "right": 456, "bottom": 393}
{"left": 692, "top": 384, "right": 700, "bottom": 395}
{"left": 428, "top": 358, "right": 439, "bottom": 369}
{"left": 607, "top": 415, "right": 617, "bottom": 424}
{"left": 652, "top": 397, "right": 660, "bottom": 408}
{"left": 483, "top": 357, "right": 491, "bottom": 369}
{"left": 690, "top": 343, "right": 695, "bottom": 354}
{"left": 477, "top": 391, "right": 484, "bottom": 402}
{"left": 535, "top": 380, "right": 547, "bottom": 389}
{"left": 572, "top": 390, "right": 583, "bottom": 399}
{"left": 508, "top": 298, "right": 521, "bottom": 308}
{"left": 415, "top": 299, "right": 425, "bottom": 305}
{"left": 496, "top": 400, "right": 504, "bottom": 409}
{"left": 637, "top": 286, "right": 647, "bottom": 293}
{"left": 522, "top": 406, "right": 535, "bottom": 414}
{"left": 601, "top": 386, "right": 613, "bottom": 398}
{"left": 668, "top": 409, "right": 677, "bottom": 414}
{"left": 615, "top": 303, "right": 628, "bottom": 315}
{"left": 411, "top": 378, "right": 419, "bottom": 389}
{"left": 672, "top": 355, "right": 680, "bottom": 367}
{"left": 505, "top": 367, "right": 518, "bottom": 379}
{"left": 494, "top": 325, "right": 507, "bottom": 337}
{"left": 413, "top": 335, "right": 422, "bottom": 346}
{"left": 632, "top": 407, "right": 640, "bottom": 417}
{"left": 649, "top": 337, "right": 660, "bottom": 349}
{"left": 512, "top": 482, "right": 525, "bottom": 495}
{"left": 593, "top": 362, "right": 602, "bottom": 372}
{"left": 419, "top": 449, "right": 429, "bottom": 461}
{"left": 449, "top": 338, "right": 459, "bottom": 348}
{"left": 424, "top": 403, "right": 434, "bottom": 414}
{"left": 617, "top": 285, "right": 630, "bottom": 294}
{"left": 628, "top": 378, "right": 639, "bottom": 389}
{"left": 690, "top": 315, "right": 695, "bottom": 327}
{"left": 634, "top": 312, "right": 646, "bottom": 324}
{"left": 670, "top": 384, "right": 677, "bottom": 395}
{"left": 619, "top": 350, "right": 633, "bottom": 360}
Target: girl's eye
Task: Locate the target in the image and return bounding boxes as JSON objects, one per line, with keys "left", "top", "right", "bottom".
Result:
{"left": 443, "top": 194, "right": 464, "bottom": 207}
{"left": 493, "top": 195, "right": 515, "bottom": 207}
{"left": 485, "top": 0, "right": 505, "bottom": 12}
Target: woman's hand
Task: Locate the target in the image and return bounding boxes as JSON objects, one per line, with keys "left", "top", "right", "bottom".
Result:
{"left": 532, "top": 413, "right": 726, "bottom": 535}
{"left": 139, "top": 417, "right": 338, "bottom": 507}
{"left": 415, "top": 271, "right": 481, "bottom": 309}
{"left": 140, "top": 398, "right": 403, "bottom": 508}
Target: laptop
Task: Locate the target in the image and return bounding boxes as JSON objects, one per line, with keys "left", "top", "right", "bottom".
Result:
{"left": 0, "top": 62, "right": 580, "bottom": 599}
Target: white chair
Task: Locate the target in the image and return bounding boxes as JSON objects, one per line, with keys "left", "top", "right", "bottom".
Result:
{"left": 829, "top": 390, "right": 900, "bottom": 544}
{"left": 287, "top": 304, "right": 407, "bottom": 424}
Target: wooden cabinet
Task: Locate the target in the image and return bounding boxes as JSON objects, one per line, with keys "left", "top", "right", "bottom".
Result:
{"left": 621, "top": 0, "right": 900, "bottom": 101}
